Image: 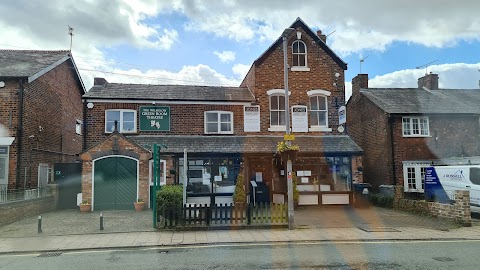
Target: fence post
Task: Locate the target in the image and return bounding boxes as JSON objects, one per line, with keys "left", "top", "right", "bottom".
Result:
{"left": 247, "top": 203, "right": 251, "bottom": 225}
{"left": 207, "top": 205, "right": 211, "bottom": 226}
{"left": 37, "top": 216, "right": 42, "bottom": 234}
{"left": 100, "top": 212, "right": 104, "bottom": 231}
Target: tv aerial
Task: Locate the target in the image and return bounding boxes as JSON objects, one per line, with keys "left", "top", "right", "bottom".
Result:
{"left": 359, "top": 55, "right": 369, "bottom": 74}
{"left": 416, "top": 60, "right": 438, "bottom": 75}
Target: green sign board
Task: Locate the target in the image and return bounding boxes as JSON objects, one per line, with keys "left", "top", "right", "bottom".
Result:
{"left": 139, "top": 106, "right": 170, "bottom": 131}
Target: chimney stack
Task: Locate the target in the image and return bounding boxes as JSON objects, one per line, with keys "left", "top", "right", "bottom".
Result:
{"left": 94, "top": 77, "right": 108, "bottom": 87}
{"left": 417, "top": 73, "right": 438, "bottom": 90}
{"left": 352, "top": 74, "right": 368, "bottom": 96}
{"left": 317, "top": 30, "right": 327, "bottom": 43}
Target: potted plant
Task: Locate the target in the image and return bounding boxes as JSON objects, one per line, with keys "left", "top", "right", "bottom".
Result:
{"left": 134, "top": 198, "right": 145, "bottom": 212}
{"left": 233, "top": 174, "right": 246, "bottom": 207}
{"left": 292, "top": 173, "right": 300, "bottom": 209}
{"left": 79, "top": 200, "right": 91, "bottom": 213}
{"left": 276, "top": 141, "right": 300, "bottom": 161}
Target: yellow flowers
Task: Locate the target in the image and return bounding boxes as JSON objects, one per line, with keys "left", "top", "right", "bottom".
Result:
{"left": 276, "top": 141, "right": 300, "bottom": 152}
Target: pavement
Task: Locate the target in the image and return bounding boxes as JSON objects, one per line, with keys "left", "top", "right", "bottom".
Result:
{"left": 0, "top": 206, "right": 479, "bottom": 254}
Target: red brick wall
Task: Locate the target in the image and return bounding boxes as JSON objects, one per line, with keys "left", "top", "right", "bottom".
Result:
{"left": 0, "top": 79, "right": 19, "bottom": 188}
{"left": 8, "top": 61, "right": 84, "bottom": 189}
{"left": 85, "top": 103, "right": 246, "bottom": 148}
{"left": 347, "top": 94, "right": 392, "bottom": 189}
{"left": 251, "top": 27, "right": 346, "bottom": 135}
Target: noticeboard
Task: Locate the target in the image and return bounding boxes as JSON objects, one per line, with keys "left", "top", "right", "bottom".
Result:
{"left": 139, "top": 106, "right": 170, "bottom": 131}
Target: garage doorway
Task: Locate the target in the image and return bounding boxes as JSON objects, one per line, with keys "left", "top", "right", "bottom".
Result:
{"left": 93, "top": 156, "right": 138, "bottom": 211}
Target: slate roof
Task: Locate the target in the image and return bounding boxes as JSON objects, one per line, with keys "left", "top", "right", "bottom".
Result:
{"left": 361, "top": 88, "right": 480, "bottom": 114}
{"left": 128, "top": 135, "right": 363, "bottom": 154}
{"left": 254, "top": 17, "right": 347, "bottom": 70}
{"left": 84, "top": 83, "right": 254, "bottom": 102}
{"left": 0, "top": 50, "right": 71, "bottom": 78}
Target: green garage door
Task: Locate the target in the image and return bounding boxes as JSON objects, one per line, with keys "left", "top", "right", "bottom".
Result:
{"left": 94, "top": 157, "right": 137, "bottom": 211}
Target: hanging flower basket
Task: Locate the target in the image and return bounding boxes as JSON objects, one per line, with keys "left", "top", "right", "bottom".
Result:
{"left": 277, "top": 141, "right": 300, "bottom": 161}
{"left": 280, "top": 149, "right": 298, "bottom": 161}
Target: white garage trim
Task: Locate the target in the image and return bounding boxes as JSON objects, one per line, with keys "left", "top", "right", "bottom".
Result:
{"left": 91, "top": 155, "right": 139, "bottom": 211}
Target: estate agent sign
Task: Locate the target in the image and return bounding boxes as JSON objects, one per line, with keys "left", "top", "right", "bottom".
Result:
{"left": 139, "top": 106, "right": 170, "bottom": 131}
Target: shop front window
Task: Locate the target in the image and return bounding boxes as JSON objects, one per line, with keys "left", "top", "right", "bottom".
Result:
{"left": 179, "top": 157, "right": 241, "bottom": 195}
{"left": 293, "top": 156, "right": 351, "bottom": 192}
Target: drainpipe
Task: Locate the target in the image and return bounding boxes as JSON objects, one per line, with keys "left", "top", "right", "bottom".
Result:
{"left": 388, "top": 116, "right": 397, "bottom": 185}
{"left": 15, "top": 79, "right": 25, "bottom": 189}
{"left": 82, "top": 99, "right": 87, "bottom": 151}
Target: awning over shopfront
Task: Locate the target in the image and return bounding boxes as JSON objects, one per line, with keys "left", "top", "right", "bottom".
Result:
{"left": 128, "top": 135, "right": 363, "bottom": 155}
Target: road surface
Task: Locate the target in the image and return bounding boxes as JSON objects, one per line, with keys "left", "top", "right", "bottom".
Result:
{"left": 1, "top": 240, "right": 479, "bottom": 269}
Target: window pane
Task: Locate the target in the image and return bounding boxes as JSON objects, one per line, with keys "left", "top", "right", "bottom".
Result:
{"left": 278, "top": 96, "right": 285, "bottom": 110}
{"left": 420, "top": 167, "right": 427, "bottom": 190}
{"left": 318, "top": 112, "right": 327, "bottom": 126}
{"left": 293, "top": 42, "right": 298, "bottom": 53}
{"left": 299, "top": 55, "right": 306, "bottom": 66}
{"left": 318, "top": 96, "right": 326, "bottom": 110}
{"left": 221, "top": 123, "right": 231, "bottom": 132}
{"left": 407, "top": 167, "right": 416, "bottom": 189}
{"left": 279, "top": 111, "right": 286, "bottom": 126}
{"left": 106, "top": 111, "right": 120, "bottom": 122}
{"left": 206, "top": 112, "right": 218, "bottom": 122}
{"left": 412, "top": 118, "right": 419, "bottom": 135}
{"left": 470, "top": 168, "right": 480, "bottom": 185}
{"left": 298, "top": 42, "right": 305, "bottom": 53}
{"left": 270, "top": 96, "right": 278, "bottom": 110}
{"left": 220, "top": 113, "right": 231, "bottom": 122}
{"left": 310, "top": 97, "right": 318, "bottom": 110}
{"left": 420, "top": 118, "right": 429, "bottom": 135}
{"left": 293, "top": 55, "right": 299, "bottom": 66}
{"left": 123, "top": 111, "right": 134, "bottom": 122}
{"left": 310, "top": 112, "right": 318, "bottom": 126}
{"left": 271, "top": 111, "right": 279, "bottom": 126}
{"left": 207, "top": 123, "right": 218, "bottom": 133}
{"left": 402, "top": 118, "right": 411, "bottom": 135}
{"left": 0, "top": 157, "right": 6, "bottom": 181}
{"left": 123, "top": 121, "right": 135, "bottom": 131}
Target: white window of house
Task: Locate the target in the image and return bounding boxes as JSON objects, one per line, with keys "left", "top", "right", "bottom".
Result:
{"left": 105, "top": 110, "right": 136, "bottom": 133}
{"left": 307, "top": 90, "right": 331, "bottom": 132}
{"left": 75, "top": 119, "right": 82, "bottom": 135}
{"left": 403, "top": 163, "right": 430, "bottom": 192}
{"left": 292, "top": 40, "right": 307, "bottom": 67}
{"left": 402, "top": 117, "right": 429, "bottom": 137}
{"left": 204, "top": 111, "right": 233, "bottom": 134}
{"left": 270, "top": 95, "right": 286, "bottom": 127}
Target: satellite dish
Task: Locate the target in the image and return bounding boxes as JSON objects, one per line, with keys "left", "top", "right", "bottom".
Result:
{"left": 0, "top": 81, "right": 5, "bottom": 88}
{"left": 87, "top": 102, "right": 94, "bottom": 109}
{"left": 337, "top": 125, "right": 345, "bottom": 133}
{"left": 334, "top": 73, "right": 340, "bottom": 78}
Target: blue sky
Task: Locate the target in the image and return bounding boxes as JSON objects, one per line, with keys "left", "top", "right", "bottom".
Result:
{"left": 1, "top": 0, "right": 479, "bottom": 98}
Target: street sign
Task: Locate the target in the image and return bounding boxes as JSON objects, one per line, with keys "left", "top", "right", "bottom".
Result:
{"left": 287, "top": 171, "right": 292, "bottom": 180}
{"left": 139, "top": 106, "right": 170, "bottom": 131}
{"left": 284, "top": 134, "right": 295, "bottom": 141}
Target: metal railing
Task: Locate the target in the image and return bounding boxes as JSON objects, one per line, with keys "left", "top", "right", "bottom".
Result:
{"left": 158, "top": 203, "right": 288, "bottom": 228}
{"left": 0, "top": 184, "right": 52, "bottom": 204}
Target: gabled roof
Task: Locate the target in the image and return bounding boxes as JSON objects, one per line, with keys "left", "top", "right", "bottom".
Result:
{"left": 84, "top": 83, "right": 255, "bottom": 102}
{"left": 0, "top": 50, "right": 86, "bottom": 93}
{"left": 254, "top": 17, "right": 347, "bottom": 70}
{"left": 129, "top": 135, "right": 363, "bottom": 155}
{"left": 361, "top": 88, "right": 480, "bottom": 114}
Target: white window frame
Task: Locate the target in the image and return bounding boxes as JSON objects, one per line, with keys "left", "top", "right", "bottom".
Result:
{"left": 75, "top": 119, "right": 83, "bottom": 135}
{"left": 0, "top": 146, "right": 9, "bottom": 186}
{"left": 291, "top": 40, "right": 310, "bottom": 71}
{"left": 204, "top": 111, "right": 234, "bottom": 134}
{"left": 269, "top": 95, "right": 286, "bottom": 131}
{"left": 403, "top": 163, "right": 430, "bottom": 192}
{"left": 308, "top": 95, "right": 329, "bottom": 130}
{"left": 105, "top": 109, "right": 137, "bottom": 133}
{"left": 402, "top": 117, "right": 430, "bottom": 137}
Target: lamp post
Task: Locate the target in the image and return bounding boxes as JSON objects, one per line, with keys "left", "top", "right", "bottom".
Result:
{"left": 282, "top": 27, "right": 295, "bottom": 230}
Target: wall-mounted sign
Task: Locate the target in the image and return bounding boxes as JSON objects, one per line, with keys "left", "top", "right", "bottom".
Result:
{"left": 291, "top": 105, "right": 308, "bottom": 133}
{"left": 0, "top": 146, "right": 8, "bottom": 155}
{"left": 338, "top": 106, "right": 346, "bottom": 125}
{"left": 244, "top": 105, "right": 260, "bottom": 132}
{"left": 139, "top": 106, "right": 170, "bottom": 131}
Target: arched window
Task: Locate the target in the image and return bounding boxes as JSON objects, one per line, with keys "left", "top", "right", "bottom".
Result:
{"left": 292, "top": 40, "right": 307, "bottom": 67}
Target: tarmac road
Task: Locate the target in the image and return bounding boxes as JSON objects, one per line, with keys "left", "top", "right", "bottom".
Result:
{"left": 1, "top": 240, "right": 479, "bottom": 270}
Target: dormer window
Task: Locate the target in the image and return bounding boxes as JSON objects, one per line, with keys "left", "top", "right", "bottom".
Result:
{"left": 292, "top": 40, "right": 309, "bottom": 71}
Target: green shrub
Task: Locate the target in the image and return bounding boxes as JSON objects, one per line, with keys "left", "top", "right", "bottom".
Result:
{"left": 369, "top": 193, "right": 394, "bottom": 208}
{"left": 156, "top": 185, "right": 183, "bottom": 215}
{"left": 233, "top": 174, "right": 246, "bottom": 203}
{"left": 292, "top": 173, "right": 299, "bottom": 203}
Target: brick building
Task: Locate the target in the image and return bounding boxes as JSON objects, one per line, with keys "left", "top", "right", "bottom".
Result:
{"left": 80, "top": 18, "right": 363, "bottom": 211}
{"left": 347, "top": 73, "right": 480, "bottom": 193}
{"left": 0, "top": 50, "right": 85, "bottom": 190}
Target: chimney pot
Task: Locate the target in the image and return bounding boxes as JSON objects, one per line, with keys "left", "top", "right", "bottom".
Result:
{"left": 418, "top": 73, "right": 438, "bottom": 90}
{"left": 94, "top": 77, "right": 108, "bottom": 87}
{"left": 352, "top": 74, "right": 369, "bottom": 96}
{"left": 317, "top": 29, "right": 327, "bottom": 43}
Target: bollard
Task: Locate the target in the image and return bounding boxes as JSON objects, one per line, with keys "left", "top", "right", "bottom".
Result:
{"left": 37, "top": 216, "right": 42, "bottom": 234}
{"left": 100, "top": 212, "right": 104, "bottom": 231}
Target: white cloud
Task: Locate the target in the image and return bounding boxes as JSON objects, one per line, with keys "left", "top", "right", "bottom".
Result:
{"left": 232, "top": 63, "right": 250, "bottom": 79}
{"left": 346, "top": 63, "right": 480, "bottom": 101}
{"left": 213, "top": 51, "right": 236, "bottom": 63}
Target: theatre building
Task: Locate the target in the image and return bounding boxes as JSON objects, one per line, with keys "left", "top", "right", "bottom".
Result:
{"left": 80, "top": 18, "right": 363, "bottom": 211}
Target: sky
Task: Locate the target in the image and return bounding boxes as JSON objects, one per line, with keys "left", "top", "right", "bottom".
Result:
{"left": 1, "top": 0, "right": 479, "bottom": 100}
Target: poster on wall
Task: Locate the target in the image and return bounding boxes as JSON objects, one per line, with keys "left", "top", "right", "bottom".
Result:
{"left": 291, "top": 106, "right": 308, "bottom": 133}
{"left": 338, "top": 106, "right": 346, "bottom": 125}
{"left": 139, "top": 106, "right": 170, "bottom": 131}
{"left": 244, "top": 105, "right": 260, "bottom": 132}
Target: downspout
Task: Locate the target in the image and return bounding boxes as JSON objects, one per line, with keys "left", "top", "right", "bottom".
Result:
{"left": 388, "top": 115, "right": 397, "bottom": 185}
{"left": 15, "top": 79, "right": 25, "bottom": 189}
{"left": 82, "top": 99, "right": 87, "bottom": 151}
